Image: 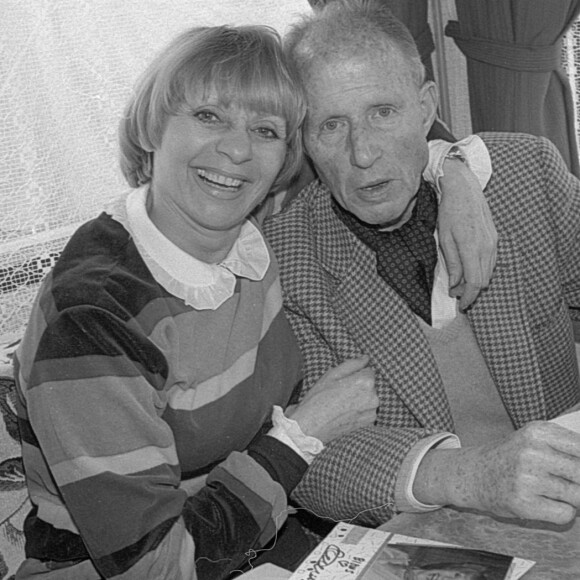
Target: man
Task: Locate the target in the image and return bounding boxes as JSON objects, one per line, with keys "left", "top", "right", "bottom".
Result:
{"left": 264, "top": 0, "right": 580, "bottom": 527}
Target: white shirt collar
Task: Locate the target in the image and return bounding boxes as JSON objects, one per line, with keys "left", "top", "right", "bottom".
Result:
{"left": 106, "top": 185, "right": 270, "bottom": 310}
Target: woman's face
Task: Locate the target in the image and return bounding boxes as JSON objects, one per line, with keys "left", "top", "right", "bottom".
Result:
{"left": 149, "top": 92, "right": 287, "bottom": 247}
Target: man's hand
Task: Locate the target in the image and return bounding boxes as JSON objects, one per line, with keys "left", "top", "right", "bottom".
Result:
{"left": 438, "top": 158, "right": 497, "bottom": 310}
{"left": 287, "top": 356, "right": 378, "bottom": 444}
{"left": 415, "top": 422, "right": 580, "bottom": 525}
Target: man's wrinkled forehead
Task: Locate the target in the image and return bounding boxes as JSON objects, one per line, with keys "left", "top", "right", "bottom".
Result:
{"left": 302, "top": 45, "right": 414, "bottom": 112}
{"left": 304, "top": 38, "right": 412, "bottom": 85}
{"left": 295, "top": 28, "right": 424, "bottom": 100}
{"left": 301, "top": 32, "right": 390, "bottom": 74}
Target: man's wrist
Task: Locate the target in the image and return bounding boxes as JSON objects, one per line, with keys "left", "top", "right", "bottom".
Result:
{"left": 395, "top": 433, "right": 460, "bottom": 513}
{"left": 413, "top": 446, "right": 474, "bottom": 509}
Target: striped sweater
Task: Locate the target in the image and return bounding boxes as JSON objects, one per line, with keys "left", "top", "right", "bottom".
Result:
{"left": 14, "top": 212, "right": 305, "bottom": 579}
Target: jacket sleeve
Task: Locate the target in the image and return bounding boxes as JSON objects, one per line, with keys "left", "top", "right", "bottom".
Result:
{"left": 19, "top": 304, "right": 307, "bottom": 580}
{"left": 538, "top": 137, "right": 580, "bottom": 317}
{"left": 282, "top": 294, "right": 439, "bottom": 526}
{"left": 528, "top": 136, "right": 580, "bottom": 349}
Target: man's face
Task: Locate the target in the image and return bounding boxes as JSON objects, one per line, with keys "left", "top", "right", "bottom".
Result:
{"left": 303, "top": 46, "right": 437, "bottom": 228}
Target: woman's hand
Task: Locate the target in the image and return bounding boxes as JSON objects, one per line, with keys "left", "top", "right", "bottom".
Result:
{"left": 438, "top": 158, "right": 497, "bottom": 310}
{"left": 287, "top": 356, "right": 378, "bottom": 444}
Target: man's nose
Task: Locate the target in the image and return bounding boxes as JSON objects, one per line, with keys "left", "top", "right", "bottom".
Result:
{"left": 348, "top": 125, "right": 381, "bottom": 168}
{"left": 217, "top": 129, "right": 253, "bottom": 164}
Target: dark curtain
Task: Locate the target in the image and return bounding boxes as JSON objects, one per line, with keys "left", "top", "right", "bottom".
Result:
{"left": 446, "top": 0, "right": 580, "bottom": 176}
{"left": 379, "top": 0, "right": 436, "bottom": 81}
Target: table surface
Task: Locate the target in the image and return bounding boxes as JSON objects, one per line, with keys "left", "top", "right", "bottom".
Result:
{"left": 243, "top": 508, "right": 580, "bottom": 579}
{"left": 379, "top": 507, "right": 580, "bottom": 579}
{"left": 238, "top": 563, "right": 292, "bottom": 579}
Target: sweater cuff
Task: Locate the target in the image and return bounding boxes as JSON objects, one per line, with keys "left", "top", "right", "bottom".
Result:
{"left": 268, "top": 405, "right": 325, "bottom": 464}
{"left": 394, "top": 433, "right": 461, "bottom": 513}
{"left": 247, "top": 435, "right": 308, "bottom": 496}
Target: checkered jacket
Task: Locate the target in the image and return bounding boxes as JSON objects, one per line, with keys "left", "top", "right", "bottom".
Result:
{"left": 263, "top": 133, "right": 580, "bottom": 525}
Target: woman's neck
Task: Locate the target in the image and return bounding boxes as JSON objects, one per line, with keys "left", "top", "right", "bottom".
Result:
{"left": 146, "top": 194, "right": 240, "bottom": 264}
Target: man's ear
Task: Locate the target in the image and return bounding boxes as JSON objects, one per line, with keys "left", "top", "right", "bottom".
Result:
{"left": 418, "top": 80, "right": 439, "bottom": 136}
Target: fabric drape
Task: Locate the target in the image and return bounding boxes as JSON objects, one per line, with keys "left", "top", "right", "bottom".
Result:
{"left": 331, "top": 180, "right": 439, "bottom": 325}
{"left": 446, "top": 0, "right": 580, "bottom": 176}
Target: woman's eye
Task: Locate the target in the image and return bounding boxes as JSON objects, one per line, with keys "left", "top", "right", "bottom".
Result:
{"left": 194, "top": 110, "right": 219, "bottom": 123}
{"left": 255, "top": 127, "right": 279, "bottom": 140}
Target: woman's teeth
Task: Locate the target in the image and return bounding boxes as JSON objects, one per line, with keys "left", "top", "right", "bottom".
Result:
{"left": 198, "top": 169, "right": 243, "bottom": 189}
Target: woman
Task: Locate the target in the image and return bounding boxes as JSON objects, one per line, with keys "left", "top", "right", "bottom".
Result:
{"left": 14, "top": 24, "right": 492, "bottom": 580}
{"left": 14, "top": 25, "right": 378, "bottom": 580}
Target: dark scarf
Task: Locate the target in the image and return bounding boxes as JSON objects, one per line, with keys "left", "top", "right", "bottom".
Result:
{"left": 332, "top": 179, "right": 438, "bottom": 325}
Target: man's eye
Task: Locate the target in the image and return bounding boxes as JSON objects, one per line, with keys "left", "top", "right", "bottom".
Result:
{"left": 377, "top": 107, "right": 392, "bottom": 118}
{"left": 322, "top": 120, "right": 339, "bottom": 132}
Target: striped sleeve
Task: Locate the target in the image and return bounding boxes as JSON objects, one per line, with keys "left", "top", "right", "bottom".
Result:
{"left": 17, "top": 302, "right": 305, "bottom": 579}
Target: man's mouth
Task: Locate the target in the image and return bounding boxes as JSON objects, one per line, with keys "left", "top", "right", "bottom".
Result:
{"left": 197, "top": 169, "right": 244, "bottom": 190}
{"left": 360, "top": 179, "right": 390, "bottom": 192}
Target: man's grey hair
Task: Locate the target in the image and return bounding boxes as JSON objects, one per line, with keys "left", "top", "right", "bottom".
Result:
{"left": 285, "top": 0, "right": 426, "bottom": 88}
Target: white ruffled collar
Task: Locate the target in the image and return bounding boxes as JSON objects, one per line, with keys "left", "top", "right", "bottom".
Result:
{"left": 106, "top": 186, "right": 270, "bottom": 310}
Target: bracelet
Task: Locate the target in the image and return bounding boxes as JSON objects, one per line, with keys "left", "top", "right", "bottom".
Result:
{"left": 444, "top": 145, "right": 467, "bottom": 164}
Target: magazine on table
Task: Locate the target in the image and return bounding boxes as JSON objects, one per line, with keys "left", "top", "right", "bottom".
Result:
{"left": 289, "top": 522, "right": 535, "bottom": 580}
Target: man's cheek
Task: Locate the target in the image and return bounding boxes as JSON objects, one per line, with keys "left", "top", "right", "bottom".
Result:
{"left": 316, "top": 158, "right": 341, "bottom": 183}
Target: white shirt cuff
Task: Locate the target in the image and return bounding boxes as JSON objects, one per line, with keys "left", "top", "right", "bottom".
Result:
{"left": 424, "top": 135, "right": 492, "bottom": 194}
{"left": 395, "top": 433, "right": 461, "bottom": 513}
{"left": 267, "top": 405, "right": 325, "bottom": 465}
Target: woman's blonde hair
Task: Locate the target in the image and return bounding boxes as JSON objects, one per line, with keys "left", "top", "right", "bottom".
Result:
{"left": 119, "top": 25, "right": 306, "bottom": 193}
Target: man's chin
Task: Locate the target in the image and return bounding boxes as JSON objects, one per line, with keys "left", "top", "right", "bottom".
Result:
{"left": 347, "top": 199, "right": 415, "bottom": 229}
{"left": 349, "top": 208, "right": 408, "bottom": 229}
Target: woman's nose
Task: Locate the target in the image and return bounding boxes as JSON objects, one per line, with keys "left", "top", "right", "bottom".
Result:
{"left": 216, "top": 129, "right": 253, "bottom": 164}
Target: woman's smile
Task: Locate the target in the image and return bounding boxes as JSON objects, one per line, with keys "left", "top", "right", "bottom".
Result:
{"left": 196, "top": 167, "right": 246, "bottom": 192}
{"left": 148, "top": 104, "right": 287, "bottom": 255}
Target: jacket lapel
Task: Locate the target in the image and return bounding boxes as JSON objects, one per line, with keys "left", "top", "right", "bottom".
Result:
{"left": 313, "top": 188, "right": 454, "bottom": 431}
{"left": 310, "top": 184, "right": 546, "bottom": 431}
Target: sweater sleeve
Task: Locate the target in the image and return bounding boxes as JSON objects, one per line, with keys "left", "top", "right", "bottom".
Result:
{"left": 18, "top": 303, "right": 306, "bottom": 580}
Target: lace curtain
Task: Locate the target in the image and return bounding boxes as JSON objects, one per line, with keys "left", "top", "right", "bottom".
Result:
{"left": 0, "top": 0, "right": 310, "bottom": 343}
{"left": 564, "top": 20, "right": 580, "bottom": 153}
{"left": 3, "top": 2, "right": 579, "bottom": 345}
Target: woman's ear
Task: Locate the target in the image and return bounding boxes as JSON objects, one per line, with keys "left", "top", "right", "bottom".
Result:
{"left": 419, "top": 80, "right": 439, "bottom": 136}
